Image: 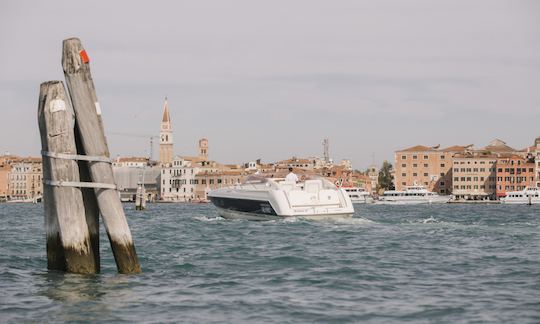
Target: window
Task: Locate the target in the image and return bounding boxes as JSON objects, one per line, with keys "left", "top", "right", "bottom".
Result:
{"left": 401, "top": 155, "right": 406, "bottom": 160}
{"left": 424, "top": 164, "right": 428, "bottom": 167}
{"left": 402, "top": 173, "right": 406, "bottom": 177}
{"left": 423, "top": 155, "right": 428, "bottom": 160}
{"left": 413, "top": 173, "right": 417, "bottom": 176}
{"left": 440, "top": 164, "right": 445, "bottom": 167}
{"left": 413, "top": 164, "right": 418, "bottom": 168}
{"left": 440, "top": 172, "right": 445, "bottom": 176}
{"left": 413, "top": 155, "right": 418, "bottom": 160}
{"left": 423, "top": 173, "right": 428, "bottom": 176}
{"left": 401, "top": 164, "right": 406, "bottom": 167}
{"left": 441, "top": 155, "right": 445, "bottom": 159}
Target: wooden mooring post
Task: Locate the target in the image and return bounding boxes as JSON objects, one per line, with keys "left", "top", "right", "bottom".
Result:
{"left": 62, "top": 37, "right": 141, "bottom": 274}
{"left": 38, "top": 81, "right": 97, "bottom": 274}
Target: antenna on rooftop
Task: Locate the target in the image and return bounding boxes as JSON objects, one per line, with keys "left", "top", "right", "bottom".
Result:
{"left": 323, "top": 138, "right": 330, "bottom": 163}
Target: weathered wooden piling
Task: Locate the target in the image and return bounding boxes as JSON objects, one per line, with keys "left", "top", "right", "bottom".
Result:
{"left": 38, "top": 81, "right": 97, "bottom": 274}
{"left": 74, "top": 129, "right": 101, "bottom": 271}
{"left": 62, "top": 37, "right": 141, "bottom": 274}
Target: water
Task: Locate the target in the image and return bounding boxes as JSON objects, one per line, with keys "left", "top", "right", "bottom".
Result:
{"left": 1, "top": 203, "right": 540, "bottom": 323}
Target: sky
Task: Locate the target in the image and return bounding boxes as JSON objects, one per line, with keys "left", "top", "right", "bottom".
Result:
{"left": 1, "top": 0, "right": 539, "bottom": 170}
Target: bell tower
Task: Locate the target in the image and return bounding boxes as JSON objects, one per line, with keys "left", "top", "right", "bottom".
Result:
{"left": 159, "top": 97, "right": 173, "bottom": 166}
{"left": 198, "top": 138, "right": 208, "bottom": 161}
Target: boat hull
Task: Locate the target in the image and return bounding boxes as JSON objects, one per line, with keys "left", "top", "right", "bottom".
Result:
{"left": 213, "top": 206, "right": 353, "bottom": 221}
{"left": 375, "top": 197, "right": 451, "bottom": 205}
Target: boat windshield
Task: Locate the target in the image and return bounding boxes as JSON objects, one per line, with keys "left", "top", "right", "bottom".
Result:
{"left": 242, "top": 175, "right": 270, "bottom": 184}
{"left": 302, "top": 175, "right": 337, "bottom": 189}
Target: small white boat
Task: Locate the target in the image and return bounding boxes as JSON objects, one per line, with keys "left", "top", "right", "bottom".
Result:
{"left": 500, "top": 187, "right": 540, "bottom": 205}
{"left": 343, "top": 187, "right": 374, "bottom": 204}
{"left": 377, "top": 185, "right": 451, "bottom": 204}
{"left": 208, "top": 175, "right": 354, "bottom": 220}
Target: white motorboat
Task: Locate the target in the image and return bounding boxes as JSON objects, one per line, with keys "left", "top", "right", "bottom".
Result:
{"left": 500, "top": 187, "right": 540, "bottom": 205}
{"left": 208, "top": 175, "right": 355, "bottom": 220}
{"left": 377, "top": 185, "right": 451, "bottom": 204}
{"left": 343, "top": 187, "right": 374, "bottom": 204}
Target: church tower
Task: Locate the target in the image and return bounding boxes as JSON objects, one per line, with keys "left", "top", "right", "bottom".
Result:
{"left": 198, "top": 138, "right": 208, "bottom": 161}
{"left": 159, "top": 98, "right": 173, "bottom": 166}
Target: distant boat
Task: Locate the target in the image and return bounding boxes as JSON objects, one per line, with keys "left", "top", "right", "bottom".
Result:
{"left": 343, "top": 187, "right": 374, "bottom": 204}
{"left": 500, "top": 187, "right": 540, "bottom": 205}
{"left": 377, "top": 185, "right": 450, "bottom": 204}
{"left": 208, "top": 175, "right": 354, "bottom": 220}
{"left": 7, "top": 196, "right": 40, "bottom": 203}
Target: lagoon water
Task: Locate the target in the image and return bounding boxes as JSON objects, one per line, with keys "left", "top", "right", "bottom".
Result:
{"left": 1, "top": 203, "right": 540, "bottom": 323}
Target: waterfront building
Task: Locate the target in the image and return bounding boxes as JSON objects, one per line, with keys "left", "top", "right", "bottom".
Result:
{"left": 9, "top": 157, "right": 42, "bottom": 201}
{"left": 0, "top": 163, "right": 10, "bottom": 201}
{"left": 535, "top": 137, "right": 540, "bottom": 187}
{"left": 394, "top": 144, "right": 470, "bottom": 194}
{"left": 194, "top": 169, "right": 246, "bottom": 201}
{"left": 160, "top": 156, "right": 202, "bottom": 202}
{"left": 159, "top": 98, "right": 173, "bottom": 166}
{"left": 495, "top": 155, "right": 536, "bottom": 198}
{"left": 112, "top": 157, "right": 160, "bottom": 202}
{"left": 452, "top": 152, "right": 497, "bottom": 200}
{"left": 113, "top": 156, "right": 150, "bottom": 168}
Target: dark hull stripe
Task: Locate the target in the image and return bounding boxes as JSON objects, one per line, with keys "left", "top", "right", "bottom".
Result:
{"left": 209, "top": 197, "right": 277, "bottom": 216}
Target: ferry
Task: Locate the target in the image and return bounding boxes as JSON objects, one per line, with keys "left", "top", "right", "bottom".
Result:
{"left": 343, "top": 187, "right": 374, "bottom": 204}
{"left": 500, "top": 187, "right": 540, "bottom": 205}
{"left": 208, "top": 175, "right": 354, "bottom": 220}
{"left": 377, "top": 185, "right": 451, "bottom": 204}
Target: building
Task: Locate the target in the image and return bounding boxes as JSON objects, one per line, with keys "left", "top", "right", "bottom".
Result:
{"left": 9, "top": 157, "right": 42, "bottom": 201}
{"left": 194, "top": 168, "right": 246, "bottom": 201}
{"left": 113, "top": 156, "right": 150, "bottom": 168}
{"left": 535, "top": 137, "right": 540, "bottom": 187}
{"left": 160, "top": 157, "right": 202, "bottom": 202}
{"left": 112, "top": 157, "right": 160, "bottom": 202}
{"left": 367, "top": 165, "right": 378, "bottom": 192}
{"left": 159, "top": 98, "right": 173, "bottom": 166}
{"left": 160, "top": 138, "right": 220, "bottom": 201}
{"left": 394, "top": 144, "right": 469, "bottom": 194}
{"left": 198, "top": 138, "right": 208, "bottom": 160}
{"left": 495, "top": 155, "right": 536, "bottom": 198}
{"left": 0, "top": 163, "right": 11, "bottom": 201}
{"left": 452, "top": 152, "right": 497, "bottom": 200}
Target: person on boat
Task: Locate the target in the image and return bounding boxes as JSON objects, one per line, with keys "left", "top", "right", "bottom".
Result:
{"left": 285, "top": 167, "right": 299, "bottom": 182}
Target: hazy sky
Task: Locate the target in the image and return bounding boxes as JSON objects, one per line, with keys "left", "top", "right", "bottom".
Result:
{"left": 1, "top": 0, "right": 539, "bottom": 169}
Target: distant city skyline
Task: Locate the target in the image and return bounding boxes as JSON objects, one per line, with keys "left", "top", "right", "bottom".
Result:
{"left": 1, "top": 0, "right": 539, "bottom": 169}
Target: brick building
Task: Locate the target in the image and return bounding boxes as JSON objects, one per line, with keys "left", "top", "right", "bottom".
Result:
{"left": 496, "top": 156, "right": 536, "bottom": 197}
{"left": 394, "top": 144, "right": 469, "bottom": 194}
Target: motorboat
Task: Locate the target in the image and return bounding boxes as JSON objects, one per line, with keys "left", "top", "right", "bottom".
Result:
{"left": 208, "top": 175, "right": 354, "bottom": 220}
{"left": 343, "top": 187, "right": 374, "bottom": 204}
{"left": 500, "top": 187, "right": 540, "bottom": 205}
{"left": 377, "top": 185, "right": 451, "bottom": 204}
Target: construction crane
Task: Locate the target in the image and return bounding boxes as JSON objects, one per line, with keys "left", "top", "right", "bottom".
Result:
{"left": 108, "top": 132, "right": 159, "bottom": 160}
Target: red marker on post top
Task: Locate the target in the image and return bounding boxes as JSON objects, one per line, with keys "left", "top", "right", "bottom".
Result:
{"left": 79, "top": 49, "right": 89, "bottom": 63}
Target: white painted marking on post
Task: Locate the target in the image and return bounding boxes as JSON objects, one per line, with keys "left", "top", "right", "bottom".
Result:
{"left": 49, "top": 99, "right": 66, "bottom": 113}
{"left": 95, "top": 102, "right": 102, "bottom": 115}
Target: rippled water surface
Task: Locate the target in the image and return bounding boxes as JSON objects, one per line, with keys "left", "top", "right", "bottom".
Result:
{"left": 1, "top": 203, "right": 540, "bottom": 323}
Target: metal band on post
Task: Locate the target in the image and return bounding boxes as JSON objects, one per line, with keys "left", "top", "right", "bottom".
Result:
{"left": 43, "top": 180, "right": 117, "bottom": 190}
{"left": 41, "top": 150, "right": 111, "bottom": 163}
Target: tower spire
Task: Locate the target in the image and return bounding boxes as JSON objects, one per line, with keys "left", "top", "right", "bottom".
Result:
{"left": 162, "top": 97, "right": 170, "bottom": 123}
{"left": 159, "top": 97, "right": 173, "bottom": 165}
